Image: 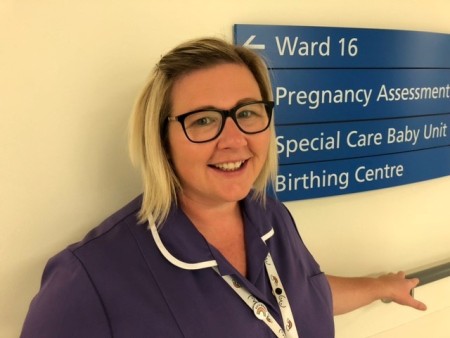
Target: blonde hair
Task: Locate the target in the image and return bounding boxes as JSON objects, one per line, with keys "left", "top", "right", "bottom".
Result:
{"left": 129, "top": 37, "right": 278, "bottom": 226}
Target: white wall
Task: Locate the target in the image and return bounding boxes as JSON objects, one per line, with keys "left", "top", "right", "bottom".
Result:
{"left": 1, "top": 1, "right": 449, "bottom": 337}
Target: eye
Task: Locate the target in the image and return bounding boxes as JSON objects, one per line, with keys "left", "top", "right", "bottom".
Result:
{"left": 193, "top": 116, "right": 215, "bottom": 126}
{"left": 237, "top": 109, "right": 262, "bottom": 120}
{"left": 185, "top": 111, "right": 221, "bottom": 129}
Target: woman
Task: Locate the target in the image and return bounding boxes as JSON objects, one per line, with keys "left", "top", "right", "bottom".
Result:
{"left": 21, "top": 38, "right": 425, "bottom": 338}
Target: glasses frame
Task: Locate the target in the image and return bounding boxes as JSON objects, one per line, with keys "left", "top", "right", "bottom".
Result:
{"left": 167, "top": 100, "right": 274, "bottom": 143}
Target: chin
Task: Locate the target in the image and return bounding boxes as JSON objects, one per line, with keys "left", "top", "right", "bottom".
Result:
{"left": 220, "top": 188, "right": 252, "bottom": 203}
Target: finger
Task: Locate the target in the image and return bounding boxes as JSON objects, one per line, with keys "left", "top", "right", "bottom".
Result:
{"left": 397, "top": 271, "right": 406, "bottom": 279}
{"left": 411, "top": 299, "right": 427, "bottom": 311}
{"left": 409, "top": 277, "right": 420, "bottom": 288}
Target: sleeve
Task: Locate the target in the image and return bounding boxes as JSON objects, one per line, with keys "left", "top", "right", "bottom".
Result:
{"left": 21, "top": 249, "right": 112, "bottom": 338}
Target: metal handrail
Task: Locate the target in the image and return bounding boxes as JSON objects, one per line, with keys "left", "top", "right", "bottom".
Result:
{"left": 407, "top": 261, "right": 450, "bottom": 289}
{"left": 382, "top": 261, "right": 450, "bottom": 302}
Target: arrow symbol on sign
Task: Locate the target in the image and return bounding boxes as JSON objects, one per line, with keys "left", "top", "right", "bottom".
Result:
{"left": 243, "top": 35, "right": 266, "bottom": 50}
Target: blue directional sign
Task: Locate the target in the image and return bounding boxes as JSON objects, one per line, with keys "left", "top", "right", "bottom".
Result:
{"left": 276, "top": 146, "right": 450, "bottom": 201}
{"left": 277, "top": 114, "right": 450, "bottom": 165}
{"left": 234, "top": 25, "right": 450, "bottom": 68}
{"left": 272, "top": 69, "right": 450, "bottom": 124}
{"left": 234, "top": 24, "right": 450, "bottom": 202}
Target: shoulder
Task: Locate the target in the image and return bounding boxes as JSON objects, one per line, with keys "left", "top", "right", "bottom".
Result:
{"left": 21, "top": 248, "right": 113, "bottom": 337}
{"left": 263, "top": 196, "right": 304, "bottom": 244}
{"left": 245, "top": 195, "right": 322, "bottom": 269}
{"left": 21, "top": 196, "right": 145, "bottom": 337}
{"left": 62, "top": 195, "right": 151, "bottom": 290}
{"left": 242, "top": 194, "right": 296, "bottom": 234}
{"left": 37, "top": 194, "right": 143, "bottom": 285}
{"left": 265, "top": 195, "right": 295, "bottom": 221}
{"left": 69, "top": 195, "right": 143, "bottom": 252}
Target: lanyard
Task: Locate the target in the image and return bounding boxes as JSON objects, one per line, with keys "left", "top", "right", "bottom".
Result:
{"left": 214, "top": 253, "right": 299, "bottom": 338}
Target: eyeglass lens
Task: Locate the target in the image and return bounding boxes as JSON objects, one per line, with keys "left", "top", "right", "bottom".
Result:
{"left": 183, "top": 102, "right": 271, "bottom": 142}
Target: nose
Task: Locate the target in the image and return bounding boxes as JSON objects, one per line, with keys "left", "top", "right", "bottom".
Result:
{"left": 217, "top": 117, "right": 247, "bottom": 148}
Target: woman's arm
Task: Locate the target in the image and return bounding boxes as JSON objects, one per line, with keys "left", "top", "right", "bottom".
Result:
{"left": 326, "top": 272, "right": 427, "bottom": 315}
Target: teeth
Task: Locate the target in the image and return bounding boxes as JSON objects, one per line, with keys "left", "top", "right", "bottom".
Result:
{"left": 213, "top": 161, "right": 244, "bottom": 171}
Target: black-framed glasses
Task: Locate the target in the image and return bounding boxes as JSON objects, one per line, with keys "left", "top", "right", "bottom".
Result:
{"left": 167, "top": 100, "right": 274, "bottom": 143}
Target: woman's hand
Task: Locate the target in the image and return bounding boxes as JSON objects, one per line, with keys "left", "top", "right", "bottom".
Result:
{"left": 326, "top": 272, "right": 427, "bottom": 315}
{"left": 377, "top": 271, "right": 427, "bottom": 311}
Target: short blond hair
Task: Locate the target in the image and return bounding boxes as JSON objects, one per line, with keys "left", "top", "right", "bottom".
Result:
{"left": 129, "top": 37, "right": 278, "bottom": 226}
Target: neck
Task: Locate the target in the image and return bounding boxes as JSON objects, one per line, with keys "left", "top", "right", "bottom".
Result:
{"left": 178, "top": 193, "right": 247, "bottom": 276}
{"left": 178, "top": 193, "right": 242, "bottom": 231}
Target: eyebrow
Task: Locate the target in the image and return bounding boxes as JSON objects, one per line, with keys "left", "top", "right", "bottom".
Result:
{"left": 186, "top": 97, "right": 263, "bottom": 112}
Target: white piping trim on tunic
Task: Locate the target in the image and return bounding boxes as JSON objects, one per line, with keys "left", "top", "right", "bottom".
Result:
{"left": 150, "top": 221, "right": 218, "bottom": 270}
{"left": 149, "top": 218, "right": 275, "bottom": 271}
{"left": 261, "top": 228, "right": 275, "bottom": 243}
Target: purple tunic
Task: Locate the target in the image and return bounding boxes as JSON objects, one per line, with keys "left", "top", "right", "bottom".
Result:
{"left": 21, "top": 195, "right": 334, "bottom": 337}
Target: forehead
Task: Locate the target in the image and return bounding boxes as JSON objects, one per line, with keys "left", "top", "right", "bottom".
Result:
{"left": 170, "top": 63, "right": 262, "bottom": 114}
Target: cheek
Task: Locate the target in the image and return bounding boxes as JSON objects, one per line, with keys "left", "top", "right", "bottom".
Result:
{"left": 253, "top": 132, "right": 271, "bottom": 160}
{"left": 167, "top": 127, "right": 204, "bottom": 176}
{"left": 167, "top": 125, "right": 189, "bottom": 159}
{"left": 167, "top": 127, "right": 187, "bottom": 174}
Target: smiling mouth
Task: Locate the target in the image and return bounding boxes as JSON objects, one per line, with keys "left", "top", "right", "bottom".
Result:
{"left": 211, "top": 161, "right": 246, "bottom": 172}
